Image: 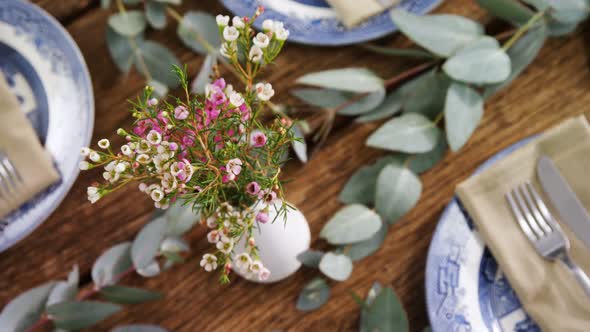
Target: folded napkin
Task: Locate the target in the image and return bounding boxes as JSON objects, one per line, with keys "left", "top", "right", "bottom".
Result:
{"left": 0, "top": 72, "right": 59, "bottom": 218}
{"left": 457, "top": 116, "right": 590, "bottom": 332}
{"left": 326, "top": 0, "right": 401, "bottom": 28}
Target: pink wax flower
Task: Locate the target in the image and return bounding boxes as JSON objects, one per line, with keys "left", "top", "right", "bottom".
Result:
{"left": 239, "top": 103, "right": 250, "bottom": 121}
{"left": 168, "top": 142, "right": 178, "bottom": 151}
{"left": 246, "top": 181, "right": 261, "bottom": 195}
{"left": 182, "top": 135, "right": 195, "bottom": 147}
{"left": 213, "top": 78, "right": 226, "bottom": 90}
{"left": 259, "top": 189, "right": 277, "bottom": 204}
{"left": 256, "top": 211, "right": 269, "bottom": 224}
{"left": 174, "top": 106, "right": 189, "bottom": 120}
{"left": 133, "top": 120, "right": 149, "bottom": 136}
{"left": 226, "top": 158, "right": 242, "bottom": 176}
{"left": 250, "top": 130, "right": 267, "bottom": 147}
{"left": 222, "top": 173, "right": 234, "bottom": 183}
{"left": 147, "top": 98, "right": 158, "bottom": 106}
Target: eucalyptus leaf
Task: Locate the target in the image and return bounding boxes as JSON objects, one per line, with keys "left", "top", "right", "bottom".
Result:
{"left": 364, "top": 288, "right": 409, "bottom": 332}
{"left": 366, "top": 113, "right": 441, "bottom": 153}
{"left": 297, "top": 249, "right": 324, "bottom": 268}
{"left": 154, "top": 0, "right": 181, "bottom": 4}
{"left": 191, "top": 53, "right": 216, "bottom": 94}
{"left": 375, "top": 164, "right": 422, "bottom": 224}
{"left": 148, "top": 79, "right": 168, "bottom": 98}
{"left": 132, "top": 217, "right": 167, "bottom": 270}
{"left": 355, "top": 89, "right": 403, "bottom": 123}
{"left": 407, "top": 136, "right": 448, "bottom": 174}
{"left": 296, "top": 68, "right": 384, "bottom": 93}
{"left": 296, "top": 278, "right": 330, "bottom": 312}
{"left": 445, "top": 83, "right": 484, "bottom": 151}
{"left": 146, "top": 0, "right": 167, "bottom": 29}
{"left": 47, "top": 265, "right": 79, "bottom": 306}
{"left": 318, "top": 252, "right": 353, "bottom": 281}
{"left": 338, "top": 88, "right": 385, "bottom": 116}
{"left": 92, "top": 242, "right": 133, "bottom": 287}
{"left": 135, "top": 41, "right": 181, "bottom": 88}
{"left": 360, "top": 282, "right": 384, "bottom": 332}
{"left": 346, "top": 221, "right": 388, "bottom": 261}
{"left": 105, "top": 26, "right": 139, "bottom": 73}
{"left": 165, "top": 203, "right": 200, "bottom": 236}
{"left": 123, "top": 0, "right": 141, "bottom": 4}
{"left": 177, "top": 11, "right": 221, "bottom": 55}
{"left": 0, "top": 282, "right": 55, "bottom": 332}
{"left": 319, "top": 204, "right": 382, "bottom": 245}
{"left": 443, "top": 47, "right": 511, "bottom": 84}
{"left": 458, "top": 36, "right": 500, "bottom": 52}
{"left": 292, "top": 125, "right": 308, "bottom": 163}
{"left": 136, "top": 260, "right": 162, "bottom": 278}
{"left": 292, "top": 88, "right": 348, "bottom": 108}
{"left": 475, "top": 0, "right": 535, "bottom": 26}
{"left": 366, "top": 282, "right": 383, "bottom": 306}
{"left": 547, "top": 19, "right": 578, "bottom": 36}
{"left": 292, "top": 88, "right": 385, "bottom": 115}
{"left": 339, "top": 156, "right": 402, "bottom": 205}
{"left": 547, "top": 0, "right": 589, "bottom": 24}
{"left": 47, "top": 301, "right": 122, "bottom": 330}
{"left": 361, "top": 44, "right": 435, "bottom": 59}
{"left": 484, "top": 24, "right": 547, "bottom": 97}
{"left": 108, "top": 11, "right": 147, "bottom": 37}
{"left": 112, "top": 325, "right": 168, "bottom": 332}
{"left": 101, "top": 0, "right": 111, "bottom": 9}
{"left": 400, "top": 69, "right": 449, "bottom": 119}
{"left": 100, "top": 286, "right": 162, "bottom": 304}
{"left": 390, "top": 9, "right": 484, "bottom": 57}
{"left": 159, "top": 236, "right": 189, "bottom": 253}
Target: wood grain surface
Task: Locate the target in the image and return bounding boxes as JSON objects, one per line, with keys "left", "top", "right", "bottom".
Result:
{"left": 2, "top": 0, "right": 589, "bottom": 331}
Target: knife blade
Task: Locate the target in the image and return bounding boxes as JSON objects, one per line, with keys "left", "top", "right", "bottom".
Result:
{"left": 537, "top": 155, "right": 590, "bottom": 249}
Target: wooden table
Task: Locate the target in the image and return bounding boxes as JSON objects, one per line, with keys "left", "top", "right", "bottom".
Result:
{"left": 1, "top": 1, "right": 589, "bottom": 331}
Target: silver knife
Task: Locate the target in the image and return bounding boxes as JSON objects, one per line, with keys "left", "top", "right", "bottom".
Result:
{"left": 537, "top": 155, "right": 590, "bottom": 249}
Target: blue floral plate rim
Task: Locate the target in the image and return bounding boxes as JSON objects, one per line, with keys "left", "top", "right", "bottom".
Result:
{"left": 220, "top": 0, "right": 445, "bottom": 46}
{"left": 0, "top": 0, "right": 94, "bottom": 252}
{"left": 425, "top": 136, "right": 541, "bottom": 332}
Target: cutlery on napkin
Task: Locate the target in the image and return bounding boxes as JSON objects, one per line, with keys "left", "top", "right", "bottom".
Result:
{"left": 325, "top": 0, "right": 401, "bottom": 28}
{"left": 537, "top": 155, "right": 590, "bottom": 249}
{"left": 456, "top": 116, "right": 590, "bottom": 332}
{"left": 0, "top": 72, "right": 59, "bottom": 219}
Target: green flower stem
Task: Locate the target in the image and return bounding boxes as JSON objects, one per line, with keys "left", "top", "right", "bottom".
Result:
{"left": 502, "top": 9, "right": 547, "bottom": 50}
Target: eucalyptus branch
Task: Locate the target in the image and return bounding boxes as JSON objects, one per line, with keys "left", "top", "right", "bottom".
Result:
{"left": 503, "top": 9, "right": 547, "bottom": 50}
{"left": 25, "top": 267, "right": 137, "bottom": 332}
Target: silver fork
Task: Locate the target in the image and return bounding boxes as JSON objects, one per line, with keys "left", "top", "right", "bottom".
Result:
{"left": 506, "top": 182, "right": 590, "bottom": 297}
{"left": 0, "top": 151, "right": 22, "bottom": 200}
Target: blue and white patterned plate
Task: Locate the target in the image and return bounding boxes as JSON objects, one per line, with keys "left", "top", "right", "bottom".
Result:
{"left": 426, "top": 137, "right": 541, "bottom": 332}
{"left": 220, "top": 0, "right": 444, "bottom": 46}
{"left": 0, "top": 0, "right": 94, "bottom": 252}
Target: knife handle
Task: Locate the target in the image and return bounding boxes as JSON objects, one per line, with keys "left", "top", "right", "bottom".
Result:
{"left": 560, "top": 254, "right": 590, "bottom": 297}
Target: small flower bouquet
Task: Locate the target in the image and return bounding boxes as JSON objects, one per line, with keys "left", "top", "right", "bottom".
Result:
{"left": 80, "top": 9, "right": 294, "bottom": 283}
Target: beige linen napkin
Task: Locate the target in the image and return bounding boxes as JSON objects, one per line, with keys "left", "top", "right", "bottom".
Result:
{"left": 457, "top": 116, "right": 590, "bottom": 332}
{"left": 325, "top": 0, "right": 401, "bottom": 28}
{"left": 0, "top": 72, "right": 59, "bottom": 218}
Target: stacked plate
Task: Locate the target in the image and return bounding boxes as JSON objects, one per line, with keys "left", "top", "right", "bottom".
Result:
{"left": 0, "top": 0, "right": 94, "bottom": 252}
{"left": 221, "top": 0, "right": 444, "bottom": 46}
{"left": 426, "top": 138, "right": 540, "bottom": 332}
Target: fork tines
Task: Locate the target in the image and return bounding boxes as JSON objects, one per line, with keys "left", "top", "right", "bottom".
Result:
{"left": 0, "top": 152, "right": 22, "bottom": 199}
{"left": 506, "top": 182, "right": 560, "bottom": 242}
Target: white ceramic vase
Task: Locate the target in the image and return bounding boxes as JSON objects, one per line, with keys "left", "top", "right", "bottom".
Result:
{"left": 233, "top": 201, "right": 310, "bottom": 283}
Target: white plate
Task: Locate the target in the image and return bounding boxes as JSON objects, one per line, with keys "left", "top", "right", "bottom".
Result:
{"left": 425, "top": 137, "right": 540, "bottom": 332}
{"left": 0, "top": 0, "right": 94, "bottom": 252}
